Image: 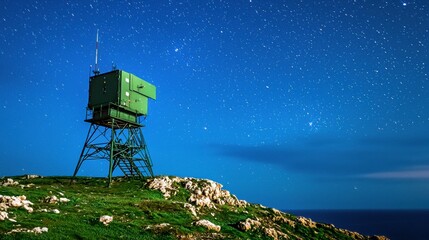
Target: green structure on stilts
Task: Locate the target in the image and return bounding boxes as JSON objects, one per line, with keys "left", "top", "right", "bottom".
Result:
{"left": 73, "top": 69, "right": 156, "bottom": 184}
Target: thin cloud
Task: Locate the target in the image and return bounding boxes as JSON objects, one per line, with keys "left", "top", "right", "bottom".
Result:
{"left": 363, "top": 166, "right": 429, "bottom": 179}
{"left": 215, "top": 135, "right": 429, "bottom": 179}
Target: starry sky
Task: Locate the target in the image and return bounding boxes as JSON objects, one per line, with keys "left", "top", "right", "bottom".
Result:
{"left": 0, "top": 0, "right": 428, "bottom": 210}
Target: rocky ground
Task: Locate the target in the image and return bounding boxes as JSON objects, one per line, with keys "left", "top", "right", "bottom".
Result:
{"left": 145, "top": 176, "right": 388, "bottom": 240}
{"left": 0, "top": 175, "right": 389, "bottom": 239}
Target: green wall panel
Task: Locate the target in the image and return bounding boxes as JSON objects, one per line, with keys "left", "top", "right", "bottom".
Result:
{"left": 87, "top": 69, "right": 156, "bottom": 120}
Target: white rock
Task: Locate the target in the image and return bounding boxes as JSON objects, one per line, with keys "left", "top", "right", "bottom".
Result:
{"left": 184, "top": 203, "right": 197, "bottom": 217}
{"left": 0, "top": 211, "right": 8, "bottom": 220}
{"left": 2, "top": 178, "right": 19, "bottom": 186}
{"left": 297, "top": 216, "right": 317, "bottom": 228}
{"left": 0, "top": 195, "right": 33, "bottom": 213}
{"left": 185, "top": 181, "right": 194, "bottom": 190}
{"left": 194, "top": 219, "right": 221, "bottom": 232}
{"left": 45, "top": 195, "right": 58, "bottom": 204}
{"left": 20, "top": 183, "right": 35, "bottom": 189}
{"left": 22, "top": 200, "right": 33, "bottom": 206}
{"left": 32, "top": 227, "right": 48, "bottom": 234}
{"left": 11, "top": 198, "right": 22, "bottom": 207}
{"left": 145, "top": 223, "right": 171, "bottom": 230}
{"left": 23, "top": 205, "right": 33, "bottom": 213}
{"left": 52, "top": 209, "right": 60, "bottom": 214}
{"left": 264, "top": 227, "right": 278, "bottom": 239}
{"left": 237, "top": 218, "right": 261, "bottom": 232}
{"left": 147, "top": 177, "right": 176, "bottom": 199}
{"left": 0, "top": 202, "right": 8, "bottom": 211}
{"left": 148, "top": 176, "right": 247, "bottom": 209}
{"left": 99, "top": 215, "right": 113, "bottom": 225}
{"left": 59, "top": 197, "right": 70, "bottom": 203}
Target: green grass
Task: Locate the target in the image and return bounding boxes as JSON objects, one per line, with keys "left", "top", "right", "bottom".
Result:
{"left": 0, "top": 176, "right": 376, "bottom": 240}
{"left": 0, "top": 177, "right": 177, "bottom": 239}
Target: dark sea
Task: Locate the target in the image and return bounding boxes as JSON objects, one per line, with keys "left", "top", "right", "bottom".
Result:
{"left": 287, "top": 210, "right": 429, "bottom": 240}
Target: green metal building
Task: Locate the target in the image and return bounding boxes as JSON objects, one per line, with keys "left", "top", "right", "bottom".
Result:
{"left": 73, "top": 69, "right": 156, "bottom": 184}
{"left": 87, "top": 70, "right": 156, "bottom": 125}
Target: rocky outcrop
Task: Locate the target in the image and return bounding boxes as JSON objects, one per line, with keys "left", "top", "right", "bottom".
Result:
{"left": 1, "top": 178, "right": 36, "bottom": 189}
{"left": 235, "top": 216, "right": 289, "bottom": 240}
{"left": 147, "top": 176, "right": 388, "bottom": 240}
{"left": 1, "top": 178, "right": 19, "bottom": 187}
{"left": 193, "top": 219, "right": 221, "bottom": 232}
{"left": 236, "top": 218, "right": 261, "bottom": 231}
{"left": 370, "top": 236, "right": 390, "bottom": 240}
{"left": 7, "top": 227, "right": 48, "bottom": 234}
{"left": 146, "top": 176, "right": 180, "bottom": 198}
{"left": 232, "top": 207, "right": 385, "bottom": 240}
{"left": 184, "top": 203, "right": 197, "bottom": 217}
{"left": 264, "top": 227, "right": 280, "bottom": 240}
{"left": 45, "top": 195, "right": 59, "bottom": 204}
{"left": 0, "top": 176, "right": 390, "bottom": 239}
{"left": 0, "top": 211, "right": 8, "bottom": 221}
{"left": 44, "top": 195, "right": 70, "bottom": 204}
{"left": 147, "top": 176, "right": 247, "bottom": 211}
{"left": 185, "top": 178, "right": 247, "bottom": 208}
{"left": 0, "top": 179, "right": 68, "bottom": 236}
{"left": 297, "top": 216, "right": 316, "bottom": 228}
{"left": 0, "top": 195, "right": 34, "bottom": 214}
{"left": 271, "top": 211, "right": 295, "bottom": 227}
{"left": 0, "top": 194, "right": 40, "bottom": 231}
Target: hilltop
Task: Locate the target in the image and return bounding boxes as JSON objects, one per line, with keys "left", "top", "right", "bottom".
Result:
{"left": 0, "top": 175, "right": 388, "bottom": 239}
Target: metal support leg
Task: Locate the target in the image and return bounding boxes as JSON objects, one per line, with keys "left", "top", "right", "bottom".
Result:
{"left": 72, "top": 124, "right": 99, "bottom": 182}
{"left": 108, "top": 119, "right": 115, "bottom": 186}
{"left": 72, "top": 119, "right": 154, "bottom": 185}
{"left": 139, "top": 128, "right": 154, "bottom": 177}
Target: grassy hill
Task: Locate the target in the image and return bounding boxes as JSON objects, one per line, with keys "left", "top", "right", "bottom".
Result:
{"left": 0, "top": 175, "right": 388, "bottom": 240}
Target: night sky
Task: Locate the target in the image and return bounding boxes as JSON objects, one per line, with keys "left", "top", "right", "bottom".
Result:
{"left": 0, "top": 0, "right": 428, "bottom": 210}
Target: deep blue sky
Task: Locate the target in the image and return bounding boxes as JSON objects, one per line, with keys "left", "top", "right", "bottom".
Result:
{"left": 0, "top": 0, "right": 428, "bottom": 210}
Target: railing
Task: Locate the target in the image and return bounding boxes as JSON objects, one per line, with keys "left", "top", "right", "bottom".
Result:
{"left": 85, "top": 102, "right": 144, "bottom": 125}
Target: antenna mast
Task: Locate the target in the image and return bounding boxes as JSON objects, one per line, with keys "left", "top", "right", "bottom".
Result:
{"left": 93, "top": 29, "right": 100, "bottom": 75}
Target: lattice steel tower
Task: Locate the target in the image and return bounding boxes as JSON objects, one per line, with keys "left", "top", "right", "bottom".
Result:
{"left": 73, "top": 31, "right": 156, "bottom": 184}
